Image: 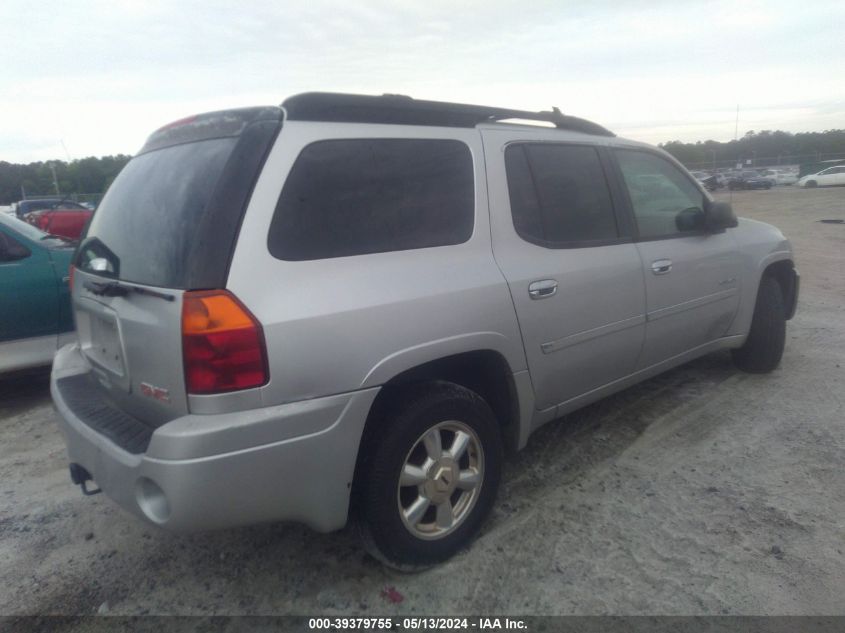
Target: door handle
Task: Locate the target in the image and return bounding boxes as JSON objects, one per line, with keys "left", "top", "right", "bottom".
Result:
{"left": 651, "top": 259, "right": 672, "bottom": 275}
{"left": 528, "top": 279, "right": 558, "bottom": 299}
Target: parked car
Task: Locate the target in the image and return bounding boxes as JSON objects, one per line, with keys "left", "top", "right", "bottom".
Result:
{"left": 24, "top": 201, "right": 93, "bottom": 240}
{"left": 709, "top": 172, "right": 730, "bottom": 188}
{"left": 728, "top": 171, "right": 773, "bottom": 190}
{"left": 51, "top": 93, "right": 798, "bottom": 568}
{"left": 13, "top": 198, "right": 64, "bottom": 219}
{"left": 757, "top": 169, "right": 798, "bottom": 186}
{"left": 0, "top": 214, "right": 75, "bottom": 373}
{"left": 690, "top": 170, "right": 719, "bottom": 191}
{"left": 797, "top": 165, "right": 845, "bottom": 188}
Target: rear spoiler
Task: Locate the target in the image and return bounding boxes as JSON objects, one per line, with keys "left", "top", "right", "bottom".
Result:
{"left": 138, "top": 106, "right": 283, "bottom": 155}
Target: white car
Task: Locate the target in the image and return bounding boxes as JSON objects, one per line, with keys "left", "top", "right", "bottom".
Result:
{"left": 712, "top": 173, "right": 730, "bottom": 187}
{"left": 758, "top": 169, "right": 798, "bottom": 186}
{"left": 798, "top": 166, "right": 845, "bottom": 188}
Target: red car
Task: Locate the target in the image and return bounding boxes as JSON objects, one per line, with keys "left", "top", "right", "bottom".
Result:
{"left": 24, "top": 201, "right": 93, "bottom": 240}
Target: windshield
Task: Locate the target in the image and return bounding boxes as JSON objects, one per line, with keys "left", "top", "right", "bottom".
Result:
{"left": 76, "top": 137, "right": 237, "bottom": 287}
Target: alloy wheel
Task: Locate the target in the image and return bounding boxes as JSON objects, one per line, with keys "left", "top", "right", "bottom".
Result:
{"left": 396, "top": 420, "right": 484, "bottom": 540}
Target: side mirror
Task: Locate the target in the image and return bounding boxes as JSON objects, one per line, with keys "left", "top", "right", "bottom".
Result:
{"left": 705, "top": 200, "right": 738, "bottom": 232}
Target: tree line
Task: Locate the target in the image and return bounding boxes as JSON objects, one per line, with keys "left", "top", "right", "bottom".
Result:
{"left": 660, "top": 129, "right": 845, "bottom": 169}
{"left": 0, "top": 155, "right": 131, "bottom": 205}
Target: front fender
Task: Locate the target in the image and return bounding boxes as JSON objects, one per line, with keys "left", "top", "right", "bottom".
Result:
{"left": 731, "top": 248, "right": 794, "bottom": 339}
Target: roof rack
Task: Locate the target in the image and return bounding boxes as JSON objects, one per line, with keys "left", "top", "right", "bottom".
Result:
{"left": 281, "top": 92, "right": 615, "bottom": 137}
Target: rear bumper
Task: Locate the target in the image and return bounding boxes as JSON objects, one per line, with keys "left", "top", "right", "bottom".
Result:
{"left": 51, "top": 343, "right": 379, "bottom": 533}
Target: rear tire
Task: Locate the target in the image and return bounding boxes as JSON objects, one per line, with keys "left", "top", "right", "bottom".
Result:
{"left": 357, "top": 381, "right": 502, "bottom": 570}
{"left": 732, "top": 275, "right": 786, "bottom": 373}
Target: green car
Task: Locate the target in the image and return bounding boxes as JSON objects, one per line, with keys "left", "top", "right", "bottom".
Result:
{"left": 0, "top": 213, "right": 75, "bottom": 373}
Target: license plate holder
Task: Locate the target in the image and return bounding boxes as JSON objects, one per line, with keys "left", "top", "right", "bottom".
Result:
{"left": 88, "top": 313, "right": 124, "bottom": 376}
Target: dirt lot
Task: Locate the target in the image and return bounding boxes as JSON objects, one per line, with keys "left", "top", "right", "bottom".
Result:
{"left": 1, "top": 186, "right": 843, "bottom": 617}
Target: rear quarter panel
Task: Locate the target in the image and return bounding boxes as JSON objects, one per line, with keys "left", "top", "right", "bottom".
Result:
{"left": 226, "top": 122, "right": 527, "bottom": 406}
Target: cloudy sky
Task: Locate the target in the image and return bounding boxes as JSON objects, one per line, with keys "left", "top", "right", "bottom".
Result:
{"left": 2, "top": 0, "right": 844, "bottom": 163}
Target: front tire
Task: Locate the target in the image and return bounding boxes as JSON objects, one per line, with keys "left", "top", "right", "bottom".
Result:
{"left": 732, "top": 275, "right": 786, "bottom": 373}
{"left": 805, "top": 180, "right": 818, "bottom": 188}
{"left": 358, "top": 382, "right": 503, "bottom": 569}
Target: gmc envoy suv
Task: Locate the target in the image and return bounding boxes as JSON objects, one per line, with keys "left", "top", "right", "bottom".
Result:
{"left": 51, "top": 93, "right": 798, "bottom": 568}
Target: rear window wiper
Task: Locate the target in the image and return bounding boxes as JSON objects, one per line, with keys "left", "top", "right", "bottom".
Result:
{"left": 82, "top": 279, "right": 175, "bottom": 302}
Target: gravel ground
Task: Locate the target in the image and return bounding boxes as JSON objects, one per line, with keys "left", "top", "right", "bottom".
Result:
{"left": 0, "top": 186, "right": 843, "bottom": 617}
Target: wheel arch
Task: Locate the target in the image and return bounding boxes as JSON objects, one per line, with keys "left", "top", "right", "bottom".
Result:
{"left": 762, "top": 258, "right": 798, "bottom": 320}
{"left": 366, "top": 348, "right": 525, "bottom": 450}
{"left": 349, "top": 348, "right": 531, "bottom": 516}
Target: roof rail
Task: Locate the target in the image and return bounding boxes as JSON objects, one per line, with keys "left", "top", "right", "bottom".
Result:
{"left": 281, "top": 92, "right": 615, "bottom": 137}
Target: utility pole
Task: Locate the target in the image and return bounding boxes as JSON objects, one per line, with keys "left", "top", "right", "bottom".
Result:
{"left": 734, "top": 104, "right": 739, "bottom": 142}
{"left": 50, "top": 163, "right": 60, "bottom": 195}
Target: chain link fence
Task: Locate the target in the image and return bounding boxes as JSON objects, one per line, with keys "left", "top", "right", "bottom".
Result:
{"left": 684, "top": 152, "right": 845, "bottom": 176}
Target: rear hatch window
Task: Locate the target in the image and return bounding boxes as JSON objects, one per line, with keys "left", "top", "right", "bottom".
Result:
{"left": 68, "top": 108, "right": 281, "bottom": 429}
{"left": 76, "top": 107, "right": 282, "bottom": 289}
{"left": 78, "top": 138, "right": 235, "bottom": 288}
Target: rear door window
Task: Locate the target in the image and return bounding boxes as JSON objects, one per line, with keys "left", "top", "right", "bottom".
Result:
{"left": 504, "top": 143, "right": 619, "bottom": 246}
{"left": 268, "top": 139, "right": 474, "bottom": 261}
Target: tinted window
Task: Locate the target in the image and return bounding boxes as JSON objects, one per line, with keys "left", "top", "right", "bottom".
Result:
{"left": 615, "top": 149, "right": 706, "bottom": 239}
{"left": 268, "top": 139, "right": 474, "bottom": 261}
{"left": 504, "top": 144, "right": 618, "bottom": 246}
{"left": 77, "top": 137, "right": 237, "bottom": 287}
{"left": 0, "top": 230, "right": 30, "bottom": 262}
{"left": 53, "top": 202, "right": 87, "bottom": 210}
{"left": 18, "top": 200, "right": 56, "bottom": 215}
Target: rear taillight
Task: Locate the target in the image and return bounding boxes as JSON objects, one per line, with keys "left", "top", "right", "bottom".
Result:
{"left": 181, "top": 290, "right": 268, "bottom": 395}
{"left": 68, "top": 265, "right": 75, "bottom": 292}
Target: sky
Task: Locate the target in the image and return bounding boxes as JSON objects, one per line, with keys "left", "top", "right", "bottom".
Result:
{"left": 2, "top": 0, "right": 844, "bottom": 163}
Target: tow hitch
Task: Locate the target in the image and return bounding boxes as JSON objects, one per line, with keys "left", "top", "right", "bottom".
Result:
{"left": 69, "top": 463, "right": 102, "bottom": 496}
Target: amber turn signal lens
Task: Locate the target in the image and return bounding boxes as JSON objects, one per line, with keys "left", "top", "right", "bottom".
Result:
{"left": 181, "top": 290, "right": 268, "bottom": 394}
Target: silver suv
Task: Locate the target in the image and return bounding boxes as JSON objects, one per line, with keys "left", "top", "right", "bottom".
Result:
{"left": 51, "top": 93, "right": 798, "bottom": 568}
